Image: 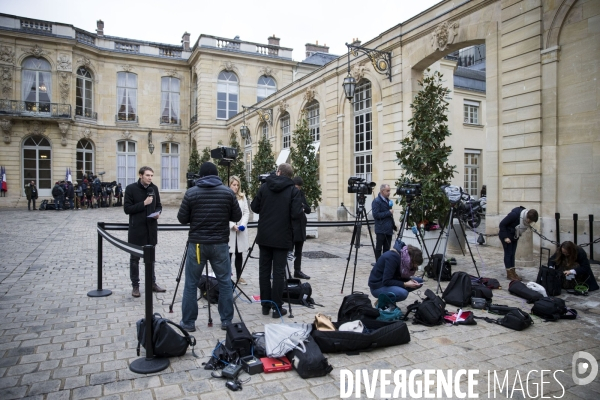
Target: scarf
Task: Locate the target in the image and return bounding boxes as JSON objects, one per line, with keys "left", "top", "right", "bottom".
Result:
{"left": 514, "top": 208, "right": 529, "bottom": 240}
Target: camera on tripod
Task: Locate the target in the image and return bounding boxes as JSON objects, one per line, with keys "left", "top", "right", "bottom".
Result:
{"left": 186, "top": 172, "right": 200, "bottom": 189}
{"left": 396, "top": 182, "right": 422, "bottom": 198}
{"left": 259, "top": 171, "right": 275, "bottom": 184}
{"left": 347, "top": 177, "right": 376, "bottom": 195}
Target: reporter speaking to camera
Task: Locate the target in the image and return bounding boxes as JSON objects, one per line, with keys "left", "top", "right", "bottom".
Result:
{"left": 372, "top": 183, "right": 397, "bottom": 261}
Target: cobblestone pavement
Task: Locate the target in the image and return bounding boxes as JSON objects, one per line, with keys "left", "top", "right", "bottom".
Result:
{"left": 1, "top": 206, "right": 599, "bottom": 399}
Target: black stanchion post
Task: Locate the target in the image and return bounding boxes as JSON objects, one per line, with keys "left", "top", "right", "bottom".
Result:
{"left": 130, "top": 245, "right": 170, "bottom": 374}
{"left": 573, "top": 213, "right": 578, "bottom": 245}
{"left": 555, "top": 213, "right": 560, "bottom": 245}
{"left": 590, "top": 215, "right": 599, "bottom": 265}
{"left": 88, "top": 222, "right": 112, "bottom": 297}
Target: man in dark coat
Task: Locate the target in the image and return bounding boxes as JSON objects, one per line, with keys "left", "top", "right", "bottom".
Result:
{"left": 177, "top": 162, "right": 242, "bottom": 332}
{"left": 499, "top": 206, "right": 538, "bottom": 281}
{"left": 64, "top": 181, "right": 75, "bottom": 210}
{"left": 291, "top": 176, "right": 312, "bottom": 280}
{"left": 25, "top": 180, "right": 38, "bottom": 211}
{"left": 51, "top": 182, "right": 64, "bottom": 211}
{"left": 124, "top": 166, "right": 166, "bottom": 297}
{"left": 372, "top": 183, "right": 396, "bottom": 260}
{"left": 251, "top": 163, "right": 303, "bottom": 318}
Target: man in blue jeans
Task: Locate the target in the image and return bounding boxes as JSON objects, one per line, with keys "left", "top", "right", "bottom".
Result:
{"left": 177, "top": 162, "right": 242, "bottom": 332}
{"left": 372, "top": 184, "right": 397, "bottom": 261}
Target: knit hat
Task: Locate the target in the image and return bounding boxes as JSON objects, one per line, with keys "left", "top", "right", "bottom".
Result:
{"left": 199, "top": 162, "right": 218, "bottom": 177}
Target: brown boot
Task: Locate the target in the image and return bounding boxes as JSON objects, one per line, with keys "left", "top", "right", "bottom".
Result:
{"left": 132, "top": 286, "right": 140, "bottom": 297}
{"left": 152, "top": 283, "right": 166, "bottom": 293}
{"left": 506, "top": 268, "right": 522, "bottom": 281}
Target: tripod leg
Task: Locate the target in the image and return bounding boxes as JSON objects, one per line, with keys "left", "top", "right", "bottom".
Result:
{"left": 169, "top": 241, "right": 189, "bottom": 313}
{"left": 452, "top": 222, "right": 466, "bottom": 256}
{"left": 205, "top": 260, "right": 213, "bottom": 327}
{"left": 233, "top": 237, "right": 255, "bottom": 302}
{"left": 351, "top": 223, "right": 362, "bottom": 293}
{"left": 458, "top": 219, "right": 481, "bottom": 277}
{"left": 341, "top": 221, "right": 359, "bottom": 293}
{"left": 436, "top": 208, "right": 455, "bottom": 294}
{"left": 284, "top": 254, "right": 294, "bottom": 318}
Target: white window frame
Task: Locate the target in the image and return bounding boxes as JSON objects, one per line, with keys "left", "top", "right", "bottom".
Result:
{"left": 261, "top": 123, "right": 269, "bottom": 139}
{"left": 117, "top": 140, "right": 137, "bottom": 188}
{"left": 306, "top": 102, "right": 320, "bottom": 142}
{"left": 76, "top": 67, "right": 94, "bottom": 118}
{"left": 161, "top": 77, "right": 180, "bottom": 125}
{"left": 117, "top": 72, "right": 138, "bottom": 122}
{"left": 281, "top": 115, "right": 290, "bottom": 149}
{"left": 161, "top": 142, "right": 180, "bottom": 190}
{"left": 464, "top": 149, "right": 481, "bottom": 198}
{"left": 191, "top": 75, "right": 198, "bottom": 119}
{"left": 244, "top": 149, "right": 252, "bottom": 184}
{"left": 22, "top": 57, "right": 52, "bottom": 113}
{"left": 257, "top": 75, "right": 276, "bottom": 102}
{"left": 217, "top": 71, "right": 239, "bottom": 119}
{"left": 76, "top": 139, "right": 95, "bottom": 181}
{"left": 464, "top": 100, "right": 480, "bottom": 125}
{"left": 353, "top": 80, "right": 372, "bottom": 181}
{"left": 22, "top": 135, "right": 52, "bottom": 196}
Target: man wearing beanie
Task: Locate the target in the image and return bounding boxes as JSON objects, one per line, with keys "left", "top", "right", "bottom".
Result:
{"left": 177, "top": 161, "right": 242, "bottom": 331}
{"left": 251, "top": 163, "right": 303, "bottom": 318}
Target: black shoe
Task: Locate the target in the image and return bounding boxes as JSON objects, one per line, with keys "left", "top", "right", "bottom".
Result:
{"left": 293, "top": 271, "right": 310, "bottom": 280}
{"left": 272, "top": 307, "right": 288, "bottom": 318}
{"left": 179, "top": 320, "right": 196, "bottom": 332}
{"left": 262, "top": 305, "right": 271, "bottom": 315}
{"left": 132, "top": 286, "right": 140, "bottom": 298}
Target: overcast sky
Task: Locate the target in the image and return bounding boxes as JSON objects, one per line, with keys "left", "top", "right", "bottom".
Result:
{"left": 2, "top": 0, "right": 442, "bottom": 61}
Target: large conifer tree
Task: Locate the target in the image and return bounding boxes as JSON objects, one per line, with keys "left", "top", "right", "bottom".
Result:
{"left": 248, "top": 133, "right": 276, "bottom": 200}
{"left": 289, "top": 117, "right": 322, "bottom": 209}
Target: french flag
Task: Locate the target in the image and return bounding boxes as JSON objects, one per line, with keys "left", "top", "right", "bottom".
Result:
{"left": 1, "top": 166, "right": 7, "bottom": 192}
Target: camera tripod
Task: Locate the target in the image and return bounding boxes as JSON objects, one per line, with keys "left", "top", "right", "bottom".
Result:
{"left": 341, "top": 194, "right": 376, "bottom": 293}
{"left": 396, "top": 196, "right": 432, "bottom": 261}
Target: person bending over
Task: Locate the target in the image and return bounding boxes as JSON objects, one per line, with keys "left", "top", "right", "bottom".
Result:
{"left": 368, "top": 238, "right": 424, "bottom": 301}
{"left": 549, "top": 241, "right": 599, "bottom": 292}
{"left": 498, "top": 207, "right": 538, "bottom": 281}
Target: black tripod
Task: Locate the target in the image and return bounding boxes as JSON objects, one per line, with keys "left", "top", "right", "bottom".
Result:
{"left": 341, "top": 194, "right": 376, "bottom": 293}
{"left": 396, "top": 196, "right": 432, "bottom": 263}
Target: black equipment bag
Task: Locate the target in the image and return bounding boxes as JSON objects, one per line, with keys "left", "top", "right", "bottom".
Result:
{"left": 475, "top": 308, "right": 533, "bottom": 331}
{"left": 536, "top": 266, "right": 563, "bottom": 296}
{"left": 471, "top": 282, "right": 493, "bottom": 301}
{"left": 225, "top": 322, "right": 253, "bottom": 357}
{"left": 531, "top": 297, "right": 577, "bottom": 321}
{"left": 136, "top": 313, "right": 196, "bottom": 357}
{"left": 508, "top": 280, "right": 544, "bottom": 303}
{"left": 403, "top": 289, "right": 446, "bottom": 327}
{"left": 488, "top": 304, "right": 521, "bottom": 315}
{"left": 442, "top": 272, "right": 472, "bottom": 307}
{"left": 286, "top": 336, "right": 333, "bottom": 379}
{"left": 311, "top": 319, "right": 410, "bottom": 354}
{"left": 198, "top": 275, "right": 219, "bottom": 303}
{"left": 282, "top": 279, "right": 316, "bottom": 307}
{"left": 337, "top": 292, "right": 380, "bottom": 323}
{"left": 481, "top": 278, "right": 501, "bottom": 289}
{"left": 39, "top": 199, "right": 48, "bottom": 210}
{"left": 426, "top": 254, "right": 452, "bottom": 281}
{"left": 45, "top": 201, "right": 56, "bottom": 210}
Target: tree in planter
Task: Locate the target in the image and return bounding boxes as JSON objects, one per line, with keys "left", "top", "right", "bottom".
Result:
{"left": 248, "top": 133, "right": 276, "bottom": 200}
{"left": 200, "top": 147, "right": 211, "bottom": 163}
{"left": 395, "top": 70, "right": 456, "bottom": 228}
{"left": 227, "top": 130, "right": 249, "bottom": 195}
{"left": 212, "top": 140, "right": 229, "bottom": 184}
{"left": 188, "top": 145, "right": 201, "bottom": 174}
{"left": 289, "top": 116, "right": 322, "bottom": 209}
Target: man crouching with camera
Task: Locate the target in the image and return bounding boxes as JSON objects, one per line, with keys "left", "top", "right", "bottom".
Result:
{"left": 251, "top": 163, "right": 303, "bottom": 318}
{"left": 177, "top": 162, "right": 242, "bottom": 332}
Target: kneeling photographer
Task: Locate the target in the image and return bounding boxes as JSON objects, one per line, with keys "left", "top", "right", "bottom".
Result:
{"left": 368, "top": 237, "right": 424, "bottom": 302}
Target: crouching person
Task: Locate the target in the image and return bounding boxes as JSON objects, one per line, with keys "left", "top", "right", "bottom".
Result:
{"left": 368, "top": 238, "right": 424, "bottom": 301}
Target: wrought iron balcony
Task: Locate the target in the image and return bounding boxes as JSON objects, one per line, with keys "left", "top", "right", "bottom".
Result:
{"left": 160, "top": 117, "right": 181, "bottom": 126}
{"left": 190, "top": 115, "right": 197, "bottom": 125}
{"left": 0, "top": 100, "right": 71, "bottom": 118}
{"left": 75, "top": 109, "right": 98, "bottom": 120}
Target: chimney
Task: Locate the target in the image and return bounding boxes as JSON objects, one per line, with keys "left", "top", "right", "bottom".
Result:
{"left": 182, "top": 32, "right": 190, "bottom": 51}
{"left": 268, "top": 34, "right": 280, "bottom": 46}
{"left": 305, "top": 41, "right": 329, "bottom": 58}
{"left": 96, "top": 20, "right": 104, "bottom": 36}
{"left": 351, "top": 38, "right": 361, "bottom": 47}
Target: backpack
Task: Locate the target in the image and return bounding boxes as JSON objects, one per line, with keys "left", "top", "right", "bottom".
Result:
{"left": 508, "top": 280, "right": 544, "bottom": 303}
{"left": 39, "top": 199, "right": 48, "bottom": 210}
{"left": 531, "top": 297, "right": 577, "bottom": 321}
{"left": 471, "top": 282, "right": 493, "bottom": 301}
{"left": 442, "top": 272, "right": 472, "bottom": 307}
{"left": 282, "top": 279, "right": 317, "bottom": 307}
{"left": 475, "top": 308, "right": 533, "bottom": 331}
{"left": 425, "top": 254, "right": 452, "bottom": 281}
{"left": 198, "top": 275, "right": 219, "bottom": 303}
{"left": 536, "top": 265, "right": 563, "bottom": 296}
{"left": 375, "top": 293, "right": 403, "bottom": 322}
{"left": 403, "top": 289, "right": 446, "bottom": 327}
{"left": 286, "top": 336, "right": 333, "bottom": 379}
{"left": 136, "top": 313, "right": 196, "bottom": 357}
{"left": 337, "top": 292, "right": 380, "bottom": 323}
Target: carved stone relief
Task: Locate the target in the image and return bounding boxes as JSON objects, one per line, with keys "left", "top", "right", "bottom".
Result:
{"left": 121, "top": 64, "right": 134, "bottom": 72}
{"left": 1, "top": 66, "right": 12, "bottom": 99}
{"left": 165, "top": 133, "right": 175, "bottom": 142}
{"left": 0, "top": 45, "right": 15, "bottom": 64}
{"left": 58, "top": 72, "right": 70, "bottom": 104}
{"left": 164, "top": 70, "right": 180, "bottom": 78}
{"left": 58, "top": 122, "right": 70, "bottom": 145}
{"left": 76, "top": 55, "right": 94, "bottom": 70}
{"left": 351, "top": 64, "right": 367, "bottom": 83}
{"left": 259, "top": 66, "right": 273, "bottom": 77}
{"left": 431, "top": 21, "right": 459, "bottom": 52}
{"left": 21, "top": 44, "right": 48, "bottom": 58}
{"left": 27, "top": 121, "right": 46, "bottom": 136}
{"left": 0, "top": 118, "right": 12, "bottom": 144}
{"left": 304, "top": 87, "right": 316, "bottom": 103}
{"left": 122, "top": 130, "right": 132, "bottom": 139}
{"left": 57, "top": 54, "right": 72, "bottom": 71}
{"left": 221, "top": 61, "right": 237, "bottom": 73}
{"left": 80, "top": 128, "right": 92, "bottom": 139}
{"left": 278, "top": 99, "right": 289, "bottom": 115}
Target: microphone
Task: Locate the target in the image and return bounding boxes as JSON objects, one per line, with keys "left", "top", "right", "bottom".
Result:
{"left": 147, "top": 188, "right": 154, "bottom": 197}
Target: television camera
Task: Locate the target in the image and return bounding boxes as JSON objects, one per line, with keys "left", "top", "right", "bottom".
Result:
{"left": 396, "top": 182, "right": 422, "bottom": 199}
{"left": 347, "top": 177, "right": 376, "bottom": 195}
{"left": 211, "top": 146, "right": 238, "bottom": 161}
{"left": 258, "top": 171, "right": 275, "bottom": 184}
{"left": 186, "top": 172, "right": 200, "bottom": 189}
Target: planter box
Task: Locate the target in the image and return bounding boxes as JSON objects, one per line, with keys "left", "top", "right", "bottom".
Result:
{"left": 400, "top": 229, "right": 447, "bottom": 270}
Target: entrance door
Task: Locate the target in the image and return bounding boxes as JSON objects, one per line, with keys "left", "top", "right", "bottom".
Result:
{"left": 23, "top": 135, "right": 52, "bottom": 197}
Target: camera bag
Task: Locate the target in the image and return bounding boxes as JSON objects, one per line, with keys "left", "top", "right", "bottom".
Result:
{"left": 471, "top": 297, "right": 490, "bottom": 309}
{"left": 443, "top": 310, "right": 477, "bottom": 325}
{"left": 136, "top": 313, "right": 196, "bottom": 358}
{"left": 337, "top": 292, "right": 380, "bottom": 323}
{"left": 426, "top": 254, "right": 452, "bottom": 281}
{"left": 531, "top": 297, "right": 577, "bottom": 321}
{"left": 403, "top": 289, "right": 446, "bottom": 327}
{"left": 487, "top": 304, "right": 520, "bottom": 315}
{"left": 225, "top": 322, "right": 253, "bottom": 357}
{"left": 198, "top": 275, "right": 219, "bottom": 303}
{"left": 442, "top": 272, "right": 472, "bottom": 307}
{"left": 283, "top": 279, "right": 316, "bottom": 307}
{"left": 508, "top": 280, "right": 544, "bottom": 303}
{"left": 471, "top": 282, "right": 493, "bottom": 301}
{"left": 39, "top": 199, "right": 48, "bottom": 210}
{"left": 474, "top": 308, "right": 533, "bottom": 331}
{"left": 311, "top": 319, "right": 410, "bottom": 354}
{"left": 536, "top": 266, "right": 563, "bottom": 296}
{"left": 286, "top": 336, "right": 333, "bottom": 379}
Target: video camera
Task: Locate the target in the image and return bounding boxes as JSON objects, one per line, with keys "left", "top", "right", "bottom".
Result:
{"left": 258, "top": 171, "right": 275, "bottom": 184}
{"left": 186, "top": 172, "right": 200, "bottom": 189}
{"left": 347, "top": 177, "right": 376, "bottom": 195}
{"left": 211, "top": 146, "right": 238, "bottom": 160}
{"left": 396, "top": 182, "right": 422, "bottom": 197}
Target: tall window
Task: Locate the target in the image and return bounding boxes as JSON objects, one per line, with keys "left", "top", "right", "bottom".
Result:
{"left": 464, "top": 150, "right": 480, "bottom": 197}
{"left": 261, "top": 123, "right": 269, "bottom": 139}
{"left": 22, "top": 135, "right": 52, "bottom": 195}
{"left": 117, "top": 72, "right": 137, "bottom": 122}
{"left": 281, "top": 114, "right": 290, "bottom": 149}
{"left": 161, "top": 77, "right": 180, "bottom": 124}
{"left": 217, "top": 71, "right": 238, "bottom": 119}
{"left": 22, "top": 57, "right": 52, "bottom": 113}
{"left": 76, "top": 139, "right": 94, "bottom": 180}
{"left": 245, "top": 134, "right": 252, "bottom": 183}
{"left": 191, "top": 75, "right": 198, "bottom": 121}
{"left": 76, "top": 67, "right": 94, "bottom": 118}
{"left": 306, "top": 102, "right": 320, "bottom": 142}
{"left": 161, "top": 143, "right": 179, "bottom": 189}
{"left": 117, "top": 140, "right": 137, "bottom": 187}
{"left": 464, "top": 100, "right": 479, "bottom": 124}
{"left": 257, "top": 76, "right": 276, "bottom": 102}
{"left": 353, "top": 80, "right": 372, "bottom": 181}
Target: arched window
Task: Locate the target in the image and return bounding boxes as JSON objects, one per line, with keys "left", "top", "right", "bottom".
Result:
{"left": 191, "top": 75, "right": 198, "bottom": 122}
{"left": 117, "top": 72, "right": 138, "bottom": 122}
{"left": 161, "top": 77, "right": 180, "bottom": 124}
{"left": 76, "top": 139, "right": 95, "bottom": 180}
{"left": 353, "top": 80, "right": 372, "bottom": 181}
{"left": 76, "top": 67, "right": 94, "bottom": 118}
{"left": 306, "top": 101, "right": 320, "bottom": 142}
{"left": 22, "top": 57, "right": 52, "bottom": 113}
{"left": 261, "top": 123, "right": 269, "bottom": 139}
{"left": 217, "top": 71, "right": 238, "bottom": 119}
{"left": 117, "top": 140, "right": 137, "bottom": 187}
{"left": 161, "top": 142, "right": 180, "bottom": 190}
{"left": 23, "top": 135, "right": 52, "bottom": 195}
{"left": 257, "top": 76, "right": 276, "bottom": 102}
{"left": 281, "top": 114, "right": 290, "bottom": 149}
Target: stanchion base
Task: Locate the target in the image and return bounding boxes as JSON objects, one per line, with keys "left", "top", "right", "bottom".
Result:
{"left": 129, "top": 357, "right": 170, "bottom": 374}
{"left": 87, "top": 289, "right": 112, "bottom": 297}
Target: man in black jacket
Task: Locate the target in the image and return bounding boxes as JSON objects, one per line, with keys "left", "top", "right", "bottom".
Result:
{"left": 124, "top": 166, "right": 166, "bottom": 297}
{"left": 251, "top": 163, "right": 303, "bottom": 318}
{"left": 291, "top": 176, "right": 311, "bottom": 280}
{"left": 177, "top": 162, "right": 242, "bottom": 332}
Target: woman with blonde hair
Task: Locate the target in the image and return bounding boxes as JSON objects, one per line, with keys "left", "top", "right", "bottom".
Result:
{"left": 228, "top": 176, "right": 250, "bottom": 284}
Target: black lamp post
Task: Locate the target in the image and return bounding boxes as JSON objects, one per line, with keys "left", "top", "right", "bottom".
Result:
{"left": 342, "top": 42, "right": 392, "bottom": 102}
{"left": 239, "top": 105, "right": 272, "bottom": 141}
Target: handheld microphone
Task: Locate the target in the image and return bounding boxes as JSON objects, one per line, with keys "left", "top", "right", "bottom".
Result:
{"left": 147, "top": 188, "right": 155, "bottom": 197}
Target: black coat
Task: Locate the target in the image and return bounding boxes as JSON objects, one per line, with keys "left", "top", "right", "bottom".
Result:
{"left": 251, "top": 174, "right": 303, "bottom": 249}
{"left": 124, "top": 180, "right": 162, "bottom": 246}
{"left": 372, "top": 193, "right": 395, "bottom": 235}
{"left": 498, "top": 206, "right": 525, "bottom": 241}
{"left": 177, "top": 176, "right": 242, "bottom": 244}
{"left": 549, "top": 247, "right": 599, "bottom": 292}
{"left": 292, "top": 190, "right": 311, "bottom": 243}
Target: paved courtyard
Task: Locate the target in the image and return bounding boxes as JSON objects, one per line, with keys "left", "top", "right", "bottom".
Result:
{"left": 0, "top": 206, "right": 599, "bottom": 399}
